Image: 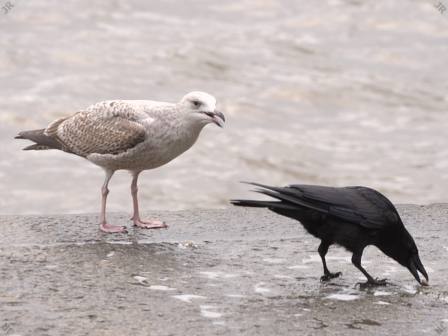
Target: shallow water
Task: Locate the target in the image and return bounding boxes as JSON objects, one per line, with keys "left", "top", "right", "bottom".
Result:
{"left": 0, "top": 0, "right": 447, "bottom": 214}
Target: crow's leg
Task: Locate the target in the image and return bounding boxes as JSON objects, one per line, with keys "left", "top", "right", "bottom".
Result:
{"left": 100, "top": 170, "right": 127, "bottom": 233}
{"left": 130, "top": 171, "right": 168, "bottom": 229}
{"left": 318, "top": 241, "right": 342, "bottom": 281}
{"left": 351, "top": 249, "right": 386, "bottom": 286}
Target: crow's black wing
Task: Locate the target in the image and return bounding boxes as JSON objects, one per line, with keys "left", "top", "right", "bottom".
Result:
{"left": 247, "top": 183, "right": 401, "bottom": 229}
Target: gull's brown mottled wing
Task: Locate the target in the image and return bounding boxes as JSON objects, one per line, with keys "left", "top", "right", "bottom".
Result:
{"left": 45, "top": 107, "right": 147, "bottom": 157}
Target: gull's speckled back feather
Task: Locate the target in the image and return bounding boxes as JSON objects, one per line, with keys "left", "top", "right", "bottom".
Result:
{"left": 45, "top": 101, "right": 150, "bottom": 157}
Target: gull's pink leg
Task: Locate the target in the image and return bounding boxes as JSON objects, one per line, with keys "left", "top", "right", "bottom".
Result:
{"left": 130, "top": 171, "right": 168, "bottom": 229}
{"left": 99, "top": 170, "right": 127, "bottom": 233}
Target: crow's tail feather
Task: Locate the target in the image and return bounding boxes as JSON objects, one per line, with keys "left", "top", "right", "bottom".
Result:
{"left": 231, "top": 182, "right": 330, "bottom": 216}
{"left": 230, "top": 199, "right": 298, "bottom": 211}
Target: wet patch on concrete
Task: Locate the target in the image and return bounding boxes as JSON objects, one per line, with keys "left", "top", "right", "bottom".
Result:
{"left": 0, "top": 206, "right": 447, "bottom": 335}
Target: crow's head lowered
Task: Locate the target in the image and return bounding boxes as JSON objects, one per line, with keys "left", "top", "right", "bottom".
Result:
{"left": 377, "top": 227, "right": 429, "bottom": 286}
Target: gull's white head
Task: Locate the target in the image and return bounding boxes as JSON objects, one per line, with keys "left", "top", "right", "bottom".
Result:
{"left": 179, "top": 91, "right": 225, "bottom": 128}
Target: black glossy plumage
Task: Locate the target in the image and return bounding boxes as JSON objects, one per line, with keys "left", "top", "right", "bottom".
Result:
{"left": 231, "top": 182, "right": 429, "bottom": 286}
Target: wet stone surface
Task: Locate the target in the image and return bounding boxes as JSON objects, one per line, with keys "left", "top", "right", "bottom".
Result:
{"left": 0, "top": 205, "right": 447, "bottom": 335}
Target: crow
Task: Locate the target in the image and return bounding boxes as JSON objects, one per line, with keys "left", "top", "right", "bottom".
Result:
{"left": 231, "top": 182, "right": 429, "bottom": 286}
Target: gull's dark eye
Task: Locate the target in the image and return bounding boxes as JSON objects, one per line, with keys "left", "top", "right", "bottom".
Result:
{"left": 191, "top": 100, "right": 201, "bottom": 108}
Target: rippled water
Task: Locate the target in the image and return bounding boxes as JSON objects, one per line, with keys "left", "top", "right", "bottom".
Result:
{"left": 0, "top": 0, "right": 447, "bottom": 214}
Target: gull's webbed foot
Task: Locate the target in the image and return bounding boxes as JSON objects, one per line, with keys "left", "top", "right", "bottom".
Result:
{"left": 100, "top": 223, "right": 128, "bottom": 233}
{"left": 133, "top": 219, "right": 168, "bottom": 229}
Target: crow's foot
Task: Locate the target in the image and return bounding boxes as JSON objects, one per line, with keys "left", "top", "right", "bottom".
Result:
{"left": 320, "top": 272, "right": 342, "bottom": 282}
{"left": 358, "top": 278, "right": 388, "bottom": 288}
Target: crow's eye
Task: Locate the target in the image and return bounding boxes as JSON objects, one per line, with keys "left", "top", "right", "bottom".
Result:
{"left": 192, "top": 100, "right": 201, "bottom": 107}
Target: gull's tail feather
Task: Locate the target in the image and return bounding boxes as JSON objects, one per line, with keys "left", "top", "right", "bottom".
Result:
{"left": 15, "top": 129, "right": 63, "bottom": 151}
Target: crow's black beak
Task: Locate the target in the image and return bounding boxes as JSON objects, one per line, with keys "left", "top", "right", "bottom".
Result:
{"left": 203, "top": 110, "right": 225, "bottom": 128}
{"left": 408, "top": 254, "right": 429, "bottom": 286}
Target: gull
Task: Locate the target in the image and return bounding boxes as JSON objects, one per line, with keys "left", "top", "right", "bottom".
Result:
{"left": 15, "top": 91, "right": 225, "bottom": 233}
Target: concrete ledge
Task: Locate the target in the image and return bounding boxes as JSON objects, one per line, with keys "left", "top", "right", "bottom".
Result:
{"left": 1, "top": 205, "right": 447, "bottom": 335}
